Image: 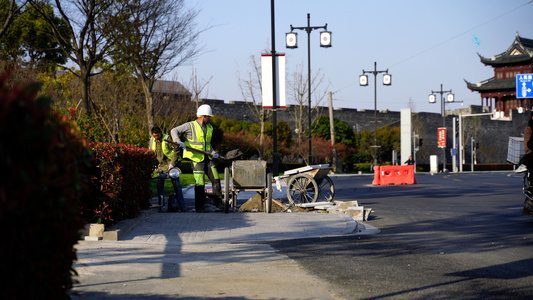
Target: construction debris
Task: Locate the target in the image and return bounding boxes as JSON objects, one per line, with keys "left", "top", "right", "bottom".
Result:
{"left": 238, "top": 194, "right": 373, "bottom": 221}
{"left": 295, "top": 200, "right": 373, "bottom": 221}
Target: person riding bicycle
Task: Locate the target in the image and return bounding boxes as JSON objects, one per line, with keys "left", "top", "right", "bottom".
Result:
{"left": 149, "top": 126, "right": 186, "bottom": 212}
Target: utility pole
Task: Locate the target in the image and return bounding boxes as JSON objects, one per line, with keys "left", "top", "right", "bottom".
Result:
{"left": 270, "top": 0, "right": 279, "bottom": 176}
{"left": 328, "top": 91, "right": 337, "bottom": 172}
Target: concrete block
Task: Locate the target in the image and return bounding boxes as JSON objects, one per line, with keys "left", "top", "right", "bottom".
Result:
{"left": 314, "top": 203, "right": 335, "bottom": 210}
{"left": 333, "top": 200, "right": 344, "bottom": 206}
{"left": 103, "top": 230, "right": 119, "bottom": 241}
{"left": 89, "top": 223, "right": 105, "bottom": 237}
{"left": 345, "top": 206, "right": 364, "bottom": 221}
{"left": 364, "top": 208, "right": 372, "bottom": 221}
{"left": 326, "top": 206, "right": 340, "bottom": 213}
{"left": 298, "top": 201, "right": 334, "bottom": 208}
{"left": 338, "top": 201, "right": 359, "bottom": 210}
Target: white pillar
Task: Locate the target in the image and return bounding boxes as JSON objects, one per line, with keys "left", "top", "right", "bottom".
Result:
{"left": 401, "top": 108, "right": 412, "bottom": 165}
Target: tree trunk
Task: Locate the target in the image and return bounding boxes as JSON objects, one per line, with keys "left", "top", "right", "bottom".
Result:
{"left": 260, "top": 112, "right": 265, "bottom": 159}
{"left": 140, "top": 79, "right": 154, "bottom": 132}
{"left": 80, "top": 67, "right": 91, "bottom": 116}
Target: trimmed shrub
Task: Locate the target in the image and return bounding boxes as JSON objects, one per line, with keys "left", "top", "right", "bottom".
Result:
{"left": 0, "top": 71, "right": 91, "bottom": 299}
{"left": 81, "top": 142, "right": 157, "bottom": 225}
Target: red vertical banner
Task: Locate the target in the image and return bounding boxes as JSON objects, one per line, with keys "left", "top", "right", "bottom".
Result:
{"left": 438, "top": 127, "right": 446, "bottom": 148}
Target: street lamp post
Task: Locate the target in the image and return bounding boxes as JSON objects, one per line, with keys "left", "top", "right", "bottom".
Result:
{"left": 359, "top": 62, "right": 391, "bottom": 166}
{"left": 286, "top": 13, "right": 331, "bottom": 164}
{"left": 429, "top": 84, "right": 454, "bottom": 172}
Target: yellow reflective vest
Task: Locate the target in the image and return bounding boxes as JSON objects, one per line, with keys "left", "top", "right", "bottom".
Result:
{"left": 149, "top": 133, "right": 174, "bottom": 160}
{"left": 183, "top": 121, "right": 213, "bottom": 162}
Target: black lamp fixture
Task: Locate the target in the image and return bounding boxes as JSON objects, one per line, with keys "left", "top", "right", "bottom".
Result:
{"left": 286, "top": 13, "right": 331, "bottom": 164}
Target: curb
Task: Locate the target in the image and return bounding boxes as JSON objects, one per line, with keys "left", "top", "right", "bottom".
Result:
{"left": 103, "top": 185, "right": 197, "bottom": 241}
{"left": 329, "top": 210, "right": 359, "bottom": 234}
{"left": 102, "top": 207, "right": 159, "bottom": 241}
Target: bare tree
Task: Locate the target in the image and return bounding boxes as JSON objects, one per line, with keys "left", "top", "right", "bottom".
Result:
{"left": 237, "top": 54, "right": 273, "bottom": 159}
{"left": 90, "top": 68, "right": 144, "bottom": 143}
{"left": 152, "top": 75, "right": 196, "bottom": 133}
{"left": 109, "top": 0, "right": 202, "bottom": 132}
{"left": 187, "top": 67, "right": 212, "bottom": 111}
{"left": 28, "top": 0, "right": 117, "bottom": 116}
{"left": 287, "top": 61, "right": 329, "bottom": 162}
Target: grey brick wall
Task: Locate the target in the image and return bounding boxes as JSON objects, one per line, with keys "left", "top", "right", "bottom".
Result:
{"left": 198, "top": 99, "right": 527, "bottom": 164}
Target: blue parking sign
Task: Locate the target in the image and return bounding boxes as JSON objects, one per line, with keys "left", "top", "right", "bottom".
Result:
{"left": 517, "top": 74, "right": 533, "bottom": 99}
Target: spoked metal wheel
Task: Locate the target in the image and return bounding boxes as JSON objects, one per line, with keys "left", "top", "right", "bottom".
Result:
{"left": 286, "top": 174, "right": 318, "bottom": 205}
{"left": 264, "top": 172, "right": 273, "bottom": 213}
{"left": 224, "top": 167, "right": 230, "bottom": 213}
{"left": 231, "top": 193, "right": 238, "bottom": 212}
{"left": 317, "top": 175, "right": 335, "bottom": 202}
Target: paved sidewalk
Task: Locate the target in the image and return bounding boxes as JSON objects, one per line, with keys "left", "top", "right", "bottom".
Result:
{"left": 71, "top": 184, "right": 378, "bottom": 299}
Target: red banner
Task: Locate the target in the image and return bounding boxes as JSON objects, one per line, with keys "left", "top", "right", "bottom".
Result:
{"left": 438, "top": 128, "right": 446, "bottom": 148}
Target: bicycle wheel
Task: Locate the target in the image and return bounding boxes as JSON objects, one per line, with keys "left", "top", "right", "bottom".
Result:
{"left": 286, "top": 173, "right": 318, "bottom": 205}
{"left": 317, "top": 175, "right": 335, "bottom": 202}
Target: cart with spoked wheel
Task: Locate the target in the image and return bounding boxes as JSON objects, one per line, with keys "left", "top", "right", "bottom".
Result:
{"left": 223, "top": 160, "right": 273, "bottom": 213}
{"left": 274, "top": 164, "right": 335, "bottom": 206}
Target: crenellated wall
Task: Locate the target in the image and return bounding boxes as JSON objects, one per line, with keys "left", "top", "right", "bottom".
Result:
{"left": 197, "top": 99, "right": 527, "bottom": 165}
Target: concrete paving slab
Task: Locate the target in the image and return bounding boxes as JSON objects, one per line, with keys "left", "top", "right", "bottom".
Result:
{"left": 71, "top": 181, "right": 378, "bottom": 299}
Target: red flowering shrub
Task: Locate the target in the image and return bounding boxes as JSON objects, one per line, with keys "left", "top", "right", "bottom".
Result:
{"left": 81, "top": 142, "right": 157, "bottom": 225}
{"left": 0, "top": 71, "right": 91, "bottom": 298}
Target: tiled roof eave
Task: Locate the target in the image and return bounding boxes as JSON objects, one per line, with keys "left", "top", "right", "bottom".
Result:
{"left": 466, "top": 78, "right": 515, "bottom": 91}
{"left": 480, "top": 55, "right": 533, "bottom": 66}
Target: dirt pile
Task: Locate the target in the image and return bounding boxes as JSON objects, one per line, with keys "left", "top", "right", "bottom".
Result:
{"left": 238, "top": 194, "right": 311, "bottom": 213}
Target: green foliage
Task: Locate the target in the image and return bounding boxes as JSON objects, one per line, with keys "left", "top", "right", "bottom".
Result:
{"left": 212, "top": 116, "right": 251, "bottom": 133}
{"left": 81, "top": 142, "right": 158, "bottom": 225}
{"left": 312, "top": 115, "right": 356, "bottom": 146}
{"left": 219, "top": 132, "right": 261, "bottom": 159}
{"left": 354, "top": 125, "right": 400, "bottom": 164}
{"left": 76, "top": 112, "right": 108, "bottom": 142}
{"left": 117, "top": 122, "right": 150, "bottom": 148}
{"left": 0, "top": 1, "right": 69, "bottom": 70}
{"left": 264, "top": 120, "right": 293, "bottom": 147}
{"left": 0, "top": 71, "right": 91, "bottom": 298}
{"left": 354, "top": 163, "right": 373, "bottom": 173}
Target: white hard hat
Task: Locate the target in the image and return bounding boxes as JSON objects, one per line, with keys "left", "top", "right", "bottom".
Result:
{"left": 196, "top": 104, "right": 213, "bottom": 117}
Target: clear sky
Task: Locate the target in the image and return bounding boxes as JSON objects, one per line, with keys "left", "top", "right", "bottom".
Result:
{"left": 174, "top": 0, "right": 533, "bottom": 115}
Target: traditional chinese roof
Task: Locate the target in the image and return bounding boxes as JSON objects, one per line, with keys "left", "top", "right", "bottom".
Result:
{"left": 465, "top": 77, "right": 515, "bottom": 92}
{"left": 478, "top": 33, "right": 533, "bottom": 66}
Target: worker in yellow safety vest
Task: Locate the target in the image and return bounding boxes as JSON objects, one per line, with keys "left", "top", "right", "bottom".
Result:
{"left": 170, "top": 104, "right": 222, "bottom": 212}
{"left": 149, "top": 126, "right": 186, "bottom": 211}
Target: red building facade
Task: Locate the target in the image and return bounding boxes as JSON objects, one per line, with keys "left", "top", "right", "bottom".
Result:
{"left": 465, "top": 33, "right": 533, "bottom": 115}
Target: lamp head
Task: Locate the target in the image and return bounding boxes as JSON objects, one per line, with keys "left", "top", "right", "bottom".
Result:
{"left": 383, "top": 74, "right": 392, "bottom": 85}
{"left": 320, "top": 31, "right": 332, "bottom": 47}
{"left": 447, "top": 93, "right": 455, "bottom": 102}
{"left": 359, "top": 75, "right": 368, "bottom": 86}
{"left": 286, "top": 32, "right": 298, "bottom": 49}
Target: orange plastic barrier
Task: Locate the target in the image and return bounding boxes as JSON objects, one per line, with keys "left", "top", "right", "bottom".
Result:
{"left": 374, "top": 165, "right": 416, "bottom": 185}
{"left": 372, "top": 166, "right": 381, "bottom": 185}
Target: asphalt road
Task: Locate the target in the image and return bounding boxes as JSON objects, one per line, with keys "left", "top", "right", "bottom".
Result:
{"left": 266, "top": 172, "right": 533, "bottom": 300}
